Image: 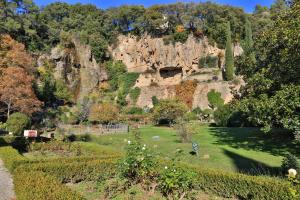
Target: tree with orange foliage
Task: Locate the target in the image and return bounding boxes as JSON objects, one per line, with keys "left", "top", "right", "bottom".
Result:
{"left": 175, "top": 80, "right": 198, "bottom": 108}
{"left": 0, "top": 34, "right": 33, "bottom": 72}
{"left": 176, "top": 25, "right": 185, "bottom": 33}
{"left": 0, "top": 67, "right": 42, "bottom": 118}
{"left": 88, "top": 103, "right": 119, "bottom": 124}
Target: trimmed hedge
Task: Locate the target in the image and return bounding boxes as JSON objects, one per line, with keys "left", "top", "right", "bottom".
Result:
{"left": 14, "top": 169, "right": 84, "bottom": 200}
{"left": 195, "top": 168, "right": 293, "bottom": 200}
{"left": 17, "top": 158, "right": 117, "bottom": 183}
{"left": 0, "top": 146, "right": 119, "bottom": 200}
{"left": 0, "top": 146, "right": 27, "bottom": 171}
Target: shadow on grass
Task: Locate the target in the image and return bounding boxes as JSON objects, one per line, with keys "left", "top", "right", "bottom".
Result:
{"left": 223, "top": 148, "right": 282, "bottom": 176}
{"left": 209, "top": 127, "right": 300, "bottom": 157}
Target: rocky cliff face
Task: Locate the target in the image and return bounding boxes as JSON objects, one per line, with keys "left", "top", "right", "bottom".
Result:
{"left": 110, "top": 34, "right": 243, "bottom": 109}
{"left": 38, "top": 38, "right": 107, "bottom": 102}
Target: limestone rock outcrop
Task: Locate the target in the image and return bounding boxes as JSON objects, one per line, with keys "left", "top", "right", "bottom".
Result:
{"left": 38, "top": 38, "right": 107, "bottom": 102}
{"left": 110, "top": 34, "right": 243, "bottom": 109}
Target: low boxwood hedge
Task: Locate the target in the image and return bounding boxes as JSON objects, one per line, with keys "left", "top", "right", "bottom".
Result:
{"left": 0, "top": 146, "right": 27, "bottom": 171}
{"left": 17, "top": 158, "right": 117, "bottom": 183}
{"left": 13, "top": 169, "right": 84, "bottom": 200}
{"left": 195, "top": 167, "right": 294, "bottom": 200}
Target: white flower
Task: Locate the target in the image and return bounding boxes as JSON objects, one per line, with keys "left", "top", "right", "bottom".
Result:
{"left": 173, "top": 169, "right": 176, "bottom": 172}
{"left": 288, "top": 168, "right": 297, "bottom": 178}
{"left": 164, "top": 166, "right": 168, "bottom": 170}
{"left": 143, "top": 144, "right": 146, "bottom": 147}
{"left": 142, "top": 147, "right": 146, "bottom": 150}
{"left": 128, "top": 140, "right": 131, "bottom": 145}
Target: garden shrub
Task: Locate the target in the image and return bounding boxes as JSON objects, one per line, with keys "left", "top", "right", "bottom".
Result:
{"left": 6, "top": 112, "right": 31, "bottom": 136}
{"left": 188, "top": 164, "right": 296, "bottom": 200}
{"left": 119, "top": 141, "right": 157, "bottom": 184}
{"left": 13, "top": 169, "right": 85, "bottom": 200}
{"left": 281, "top": 153, "right": 300, "bottom": 174}
{"left": 213, "top": 104, "right": 232, "bottom": 126}
{"left": 152, "top": 99, "right": 189, "bottom": 125}
{"left": 17, "top": 158, "right": 118, "bottom": 183}
{"left": 0, "top": 146, "right": 26, "bottom": 171}
{"left": 207, "top": 89, "right": 224, "bottom": 110}
{"left": 159, "top": 165, "right": 195, "bottom": 199}
{"left": 88, "top": 103, "right": 119, "bottom": 123}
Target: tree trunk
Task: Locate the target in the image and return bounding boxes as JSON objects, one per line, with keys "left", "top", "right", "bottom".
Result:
{"left": 7, "top": 99, "right": 11, "bottom": 119}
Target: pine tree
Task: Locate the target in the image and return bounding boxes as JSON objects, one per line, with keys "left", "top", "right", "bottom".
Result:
{"left": 225, "top": 22, "right": 234, "bottom": 81}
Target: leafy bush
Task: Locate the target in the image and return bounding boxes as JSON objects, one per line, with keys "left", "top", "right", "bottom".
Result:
{"left": 105, "top": 61, "right": 127, "bottom": 91}
{"left": 151, "top": 96, "right": 159, "bottom": 106}
{"left": 152, "top": 99, "right": 189, "bottom": 124}
{"left": 281, "top": 153, "right": 300, "bottom": 174}
{"left": 6, "top": 112, "right": 31, "bottom": 136}
{"left": 174, "top": 120, "right": 194, "bottom": 143}
{"left": 124, "top": 107, "right": 144, "bottom": 115}
{"left": 129, "top": 87, "right": 141, "bottom": 103}
{"left": 117, "top": 72, "right": 140, "bottom": 106}
{"left": 54, "top": 80, "right": 73, "bottom": 103}
{"left": 159, "top": 165, "right": 195, "bottom": 198}
{"left": 183, "top": 112, "right": 198, "bottom": 121}
{"left": 213, "top": 104, "right": 232, "bottom": 126}
{"left": 88, "top": 103, "right": 119, "bottom": 124}
{"left": 119, "top": 141, "right": 157, "bottom": 184}
{"left": 207, "top": 89, "right": 224, "bottom": 110}
{"left": 173, "top": 31, "right": 189, "bottom": 43}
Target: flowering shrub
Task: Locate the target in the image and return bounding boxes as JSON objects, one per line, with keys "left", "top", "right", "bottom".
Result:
{"left": 159, "top": 165, "right": 195, "bottom": 198}
{"left": 287, "top": 169, "right": 300, "bottom": 198}
{"left": 119, "top": 141, "right": 157, "bottom": 184}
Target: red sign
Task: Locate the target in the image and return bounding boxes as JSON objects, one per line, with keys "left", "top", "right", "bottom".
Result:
{"left": 24, "top": 130, "right": 38, "bottom": 138}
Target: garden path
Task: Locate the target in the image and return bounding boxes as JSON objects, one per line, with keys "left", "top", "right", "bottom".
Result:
{"left": 0, "top": 159, "right": 15, "bottom": 200}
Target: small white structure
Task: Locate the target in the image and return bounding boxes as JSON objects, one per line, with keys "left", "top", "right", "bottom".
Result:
{"left": 24, "top": 130, "right": 38, "bottom": 138}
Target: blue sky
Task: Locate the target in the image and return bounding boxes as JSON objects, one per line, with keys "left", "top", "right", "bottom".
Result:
{"left": 34, "top": 0, "right": 274, "bottom": 13}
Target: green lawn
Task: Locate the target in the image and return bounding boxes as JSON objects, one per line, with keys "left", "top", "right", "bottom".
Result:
{"left": 87, "top": 124, "right": 300, "bottom": 174}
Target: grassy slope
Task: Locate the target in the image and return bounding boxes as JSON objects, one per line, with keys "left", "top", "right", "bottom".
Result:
{"left": 88, "top": 124, "right": 300, "bottom": 173}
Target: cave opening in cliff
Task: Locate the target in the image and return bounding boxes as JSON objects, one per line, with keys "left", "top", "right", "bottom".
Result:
{"left": 159, "top": 67, "right": 183, "bottom": 79}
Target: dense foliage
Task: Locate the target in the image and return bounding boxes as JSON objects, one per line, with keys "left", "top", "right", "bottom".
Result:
{"left": 152, "top": 99, "right": 188, "bottom": 124}
{"left": 232, "top": 1, "right": 300, "bottom": 133}
{"left": 6, "top": 112, "right": 31, "bottom": 136}
{"left": 1, "top": 0, "right": 274, "bottom": 59}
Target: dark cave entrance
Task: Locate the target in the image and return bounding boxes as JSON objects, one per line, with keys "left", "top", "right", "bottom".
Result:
{"left": 159, "top": 67, "right": 183, "bottom": 79}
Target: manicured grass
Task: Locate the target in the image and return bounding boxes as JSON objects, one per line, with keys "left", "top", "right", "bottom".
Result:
{"left": 88, "top": 124, "right": 300, "bottom": 173}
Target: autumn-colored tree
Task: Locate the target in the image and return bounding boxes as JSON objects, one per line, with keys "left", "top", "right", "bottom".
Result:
{"left": 175, "top": 80, "right": 198, "bottom": 108}
{"left": 88, "top": 103, "right": 119, "bottom": 124}
{"left": 0, "top": 67, "right": 42, "bottom": 118}
{"left": 0, "top": 34, "right": 33, "bottom": 72}
{"left": 176, "top": 25, "right": 185, "bottom": 33}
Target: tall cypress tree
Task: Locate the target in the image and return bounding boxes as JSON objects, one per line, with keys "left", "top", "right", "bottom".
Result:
{"left": 244, "top": 17, "right": 254, "bottom": 51}
{"left": 225, "top": 21, "right": 234, "bottom": 81}
{"left": 244, "top": 17, "right": 256, "bottom": 63}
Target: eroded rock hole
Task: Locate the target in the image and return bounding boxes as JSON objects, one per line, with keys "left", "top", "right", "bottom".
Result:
{"left": 159, "top": 67, "right": 183, "bottom": 79}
